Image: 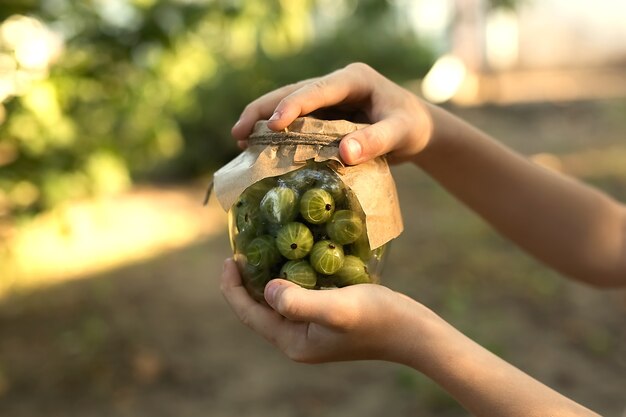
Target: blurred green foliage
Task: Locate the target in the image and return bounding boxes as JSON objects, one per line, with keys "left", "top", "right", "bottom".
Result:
{"left": 0, "top": 0, "right": 439, "bottom": 219}
{"left": 0, "top": 0, "right": 540, "bottom": 217}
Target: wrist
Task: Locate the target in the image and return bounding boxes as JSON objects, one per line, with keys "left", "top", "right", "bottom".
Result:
{"left": 379, "top": 294, "right": 452, "bottom": 369}
{"left": 410, "top": 103, "right": 461, "bottom": 167}
{"left": 398, "top": 92, "right": 436, "bottom": 162}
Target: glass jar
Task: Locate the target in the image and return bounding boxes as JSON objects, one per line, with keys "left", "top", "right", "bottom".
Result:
{"left": 228, "top": 161, "right": 388, "bottom": 302}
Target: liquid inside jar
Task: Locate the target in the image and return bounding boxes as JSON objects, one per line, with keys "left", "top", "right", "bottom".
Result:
{"left": 228, "top": 162, "right": 387, "bottom": 302}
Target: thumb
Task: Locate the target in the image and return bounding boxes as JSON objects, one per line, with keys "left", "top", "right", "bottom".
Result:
{"left": 339, "top": 117, "right": 403, "bottom": 165}
{"left": 264, "top": 279, "right": 344, "bottom": 325}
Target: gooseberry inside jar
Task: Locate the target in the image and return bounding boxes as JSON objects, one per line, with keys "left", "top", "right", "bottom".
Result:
{"left": 228, "top": 162, "right": 388, "bottom": 302}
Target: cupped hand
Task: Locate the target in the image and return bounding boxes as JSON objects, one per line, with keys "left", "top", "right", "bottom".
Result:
{"left": 231, "top": 63, "right": 434, "bottom": 165}
{"left": 220, "top": 258, "right": 429, "bottom": 364}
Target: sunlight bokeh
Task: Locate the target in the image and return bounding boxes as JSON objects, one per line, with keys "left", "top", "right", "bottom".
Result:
{"left": 0, "top": 15, "right": 62, "bottom": 102}
{"left": 0, "top": 181, "right": 226, "bottom": 297}
{"left": 421, "top": 0, "right": 626, "bottom": 105}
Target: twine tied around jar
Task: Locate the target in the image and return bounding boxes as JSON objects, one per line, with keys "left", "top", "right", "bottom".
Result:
{"left": 247, "top": 129, "right": 342, "bottom": 147}
{"left": 247, "top": 116, "right": 368, "bottom": 147}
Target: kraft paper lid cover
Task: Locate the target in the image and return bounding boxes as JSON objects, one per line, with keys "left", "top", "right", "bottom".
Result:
{"left": 211, "top": 117, "right": 403, "bottom": 249}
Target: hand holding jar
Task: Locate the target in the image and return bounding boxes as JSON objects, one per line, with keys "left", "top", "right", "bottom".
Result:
{"left": 212, "top": 117, "right": 403, "bottom": 302}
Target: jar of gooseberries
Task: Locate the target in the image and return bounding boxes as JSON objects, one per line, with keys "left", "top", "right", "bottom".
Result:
{"left": 228, "top": 161, "right": 388, "bottom": 302}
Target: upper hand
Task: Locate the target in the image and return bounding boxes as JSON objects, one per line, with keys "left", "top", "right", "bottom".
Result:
{"left": 231, "top": 63, "right": 434, "bottom": 165}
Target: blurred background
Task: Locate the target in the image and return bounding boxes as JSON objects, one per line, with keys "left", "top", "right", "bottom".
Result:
{"left": 0, "top": 0, "right": 625, "bottom": 416}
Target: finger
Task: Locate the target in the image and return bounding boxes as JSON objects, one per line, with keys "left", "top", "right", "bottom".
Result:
{"left": 231, "top": 79, "right": 317, "bottom": 141}
{"left": 220, "top": 259, "right": 286, "bottom": 341}
{"left": 339, "top": 116, "right": 406, "bottom": 165}
{"left": 264, "top": 279, "right": 356, "bottom": 328}
{"left": 267, "top": 64, "right": 374, "bottom": 131}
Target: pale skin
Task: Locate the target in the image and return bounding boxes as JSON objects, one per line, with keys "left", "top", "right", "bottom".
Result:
{"left": 221, "top": 62, "right": 625, "bottom": 416}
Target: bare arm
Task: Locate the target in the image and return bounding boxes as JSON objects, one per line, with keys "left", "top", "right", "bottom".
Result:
{"left": 398, "top": 295, "right": 601, "bottom": 417}
{"left": 221, "top": 260, "right": 601, "bottom": 417}
{"left": 414, "top": 105, "right": 626, "bottom": 287}
{"left": 233, "top": 63, "right": 626, "bottom": 287}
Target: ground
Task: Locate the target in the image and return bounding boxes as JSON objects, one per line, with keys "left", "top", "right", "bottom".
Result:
{"left": 1, "top": 99, "right": 625, "bottom": 416}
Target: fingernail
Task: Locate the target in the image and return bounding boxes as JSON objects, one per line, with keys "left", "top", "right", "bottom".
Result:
{"left": 233, "top": 119, "right": 241, "bottom": 128}
{"left": 269, "top": 111, "right": 280, "bottom": 121}
{"left": 265, "top": 281, "right": 279, "bottom": 305}
{"left": 344, "top": 138, "right": 362, "bottom": 161}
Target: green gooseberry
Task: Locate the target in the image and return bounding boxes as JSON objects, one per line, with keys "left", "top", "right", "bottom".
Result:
{"left": 327, "top": 209, "right": 363, "bottom": 245}
{"left": 260, "top": 187, "right": 298, "bottom": 225}
{"left": 276, "top": 222, "right": 314, "bottom": 260}
{"left": 243, "top": 177, "right": 277, "bottom": 205}
{"left": 314, "top": 169, "right": 346, "bottom": 206}
{"left": 300, "top": 188, "right": 335, "bottom": 224}
{"left": 310, "top": 240, "right": 344, "bottom": 275}
{"left": 331, "top": 255, "right": 370, "bottom": 287}
{"left": 240, "top": 263, "right": 272, "bottom": 303}
{"left": 280, "top": 260, "right": 317, "bottom": 289}
{"left": 233, "top": 195, "right": 261, "bottom": 234}
{"left": 262, "top": 221, "right": 283, "bottom": 239}
{"left": 233, "top": 228, "right": 256, "bottom": 252}
{"left": 347, "top": 231, "right": 372, "bottom": 262}
{"left": 278, "top": 168, "right": 317, "bottom": 192}
{"left": 246, "top": 235, "right": 281, "bottom": 268}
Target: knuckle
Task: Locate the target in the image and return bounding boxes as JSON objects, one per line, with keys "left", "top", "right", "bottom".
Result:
{"left": 276, "top": 95, "right": 295, "bottom": 111}
{"left": 219, "top": 282, "right": 228, "bottom": 295}
{"left": 283, "top": 343, "right": 313, "bottom": 364}
{"left": 283, "top": 81, "right": 301, "bottom": 91}
{"left": 306, "top": 79, "right": 328, "bottom": 103}
{"left": 361, "top": 127, "right": 386, "bottom": 151}
{"left": 286, "top": 351, "right": 309, "bottom": 363}
{"left": 264, "top": 331, "right": 280, "bottom": 347}
{"left": 277, "top": 80, "right": 319, "bottom": 111}
{"left": 343, "top": 63, "right": 377, "bottom": 98}
{"left": 345, "top": 62, "right": 371, "bottom": 73}
{"left": 310, "top": 78, "right": 327, "bottom": 90}
{"left": 237, "top": 305, "right": 255, "bottom": 328}
{"left": 242, "top": 102, "right": 258, "bottom": 116}
{"left": 272, "top": 83, "right": 298, "bottom": 103}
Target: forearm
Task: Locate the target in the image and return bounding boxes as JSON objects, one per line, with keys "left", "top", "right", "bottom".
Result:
{"left": 392, "top": 304, "right": 600, "bottom": 417}
{"left": 413, "top": 104, "right": 626, "bottom": 286}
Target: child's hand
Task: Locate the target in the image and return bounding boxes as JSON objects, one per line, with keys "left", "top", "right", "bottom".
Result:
{"left": 231, "top": 63, "right": 434, "bottom": 165}
{"left": 220, "top": 258, "right": 431, "bottom": 364}
{"left": 220, "top": 258, "right": 603, "bottom": 416}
